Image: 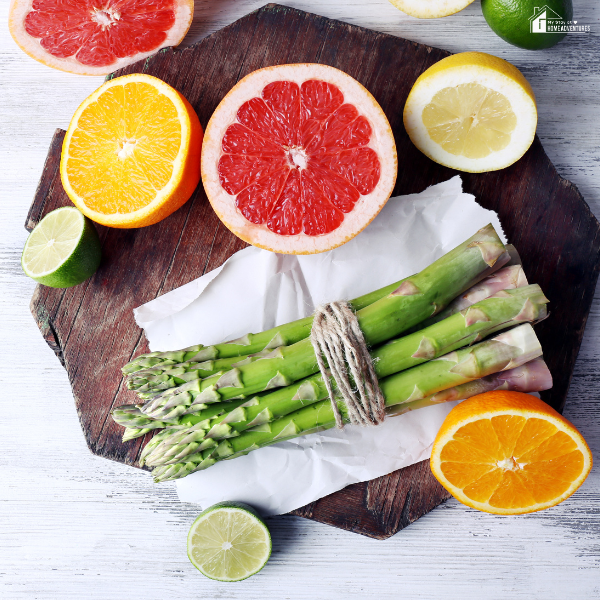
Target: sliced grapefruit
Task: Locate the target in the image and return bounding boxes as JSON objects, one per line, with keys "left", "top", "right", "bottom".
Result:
{"left": 201, "top": 64, "right": 398, "bottom": 255}
{"left": 8, "top": 0, "right": 193, "bottom": 76}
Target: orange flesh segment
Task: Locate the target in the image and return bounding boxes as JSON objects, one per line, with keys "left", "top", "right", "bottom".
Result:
{"left": 439, "top": 415, "right": 586, "bottom": 510}
{"left": 217, "top": 80, "right": 382, "bottom": 237}
{"left": 24, "top": 0, "right": 175, "bottom": 68}
{"left": 65, "top": 81, "right": 182, "bottom": 215}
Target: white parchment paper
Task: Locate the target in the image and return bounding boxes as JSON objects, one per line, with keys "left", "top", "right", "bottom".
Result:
{"left": 134, "top": 176, "right": 506, "bottom": 515}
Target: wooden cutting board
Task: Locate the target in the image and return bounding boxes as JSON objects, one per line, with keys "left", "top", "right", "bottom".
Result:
{"left": 26, "top": 4, "right": 600, "bottom": 540}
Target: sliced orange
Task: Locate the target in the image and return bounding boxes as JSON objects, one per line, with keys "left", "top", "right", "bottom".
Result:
{"left": 60, "top": 73, "right": 202, "bottom": 228}
{"left": 430, "top": 391, "right": 592, "bottom": 514}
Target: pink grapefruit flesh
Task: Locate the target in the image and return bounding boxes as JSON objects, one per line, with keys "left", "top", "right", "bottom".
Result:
{"left": 202, "top": 64, "right": 398, "bottom": 254}
{"left": 9, "top": 0, "right": 193, "bottom": 75}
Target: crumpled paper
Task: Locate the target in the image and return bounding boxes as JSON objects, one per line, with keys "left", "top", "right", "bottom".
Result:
{"left": 134, "top": 176, "right": 506, "bottom": 515}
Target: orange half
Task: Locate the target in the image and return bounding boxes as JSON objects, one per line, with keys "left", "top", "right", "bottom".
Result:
{"left": 60, "top": 73, "right": 202, "bottom": 228}
{"left": 430, "top": 391, "right": 592, "bottom": 514}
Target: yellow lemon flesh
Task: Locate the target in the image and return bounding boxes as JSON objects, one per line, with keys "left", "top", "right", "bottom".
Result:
{"left": 422, "top": 82, "right": 517, "bottom": 159}
{"left": 404, "top": 52, "right": 537, "bottom": 173}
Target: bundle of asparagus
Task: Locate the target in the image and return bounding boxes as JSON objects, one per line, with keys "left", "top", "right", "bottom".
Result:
{"left": 111, "top": 224, "right": 553, "bottom": 483}
{"left": 148, "top": 326, "right": 551, "bottom": 482}
{"left": 115, "top": 282, "right": 547, "bottom": 434}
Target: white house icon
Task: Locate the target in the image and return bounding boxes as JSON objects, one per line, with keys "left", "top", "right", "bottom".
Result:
{"left": 530, "top": 6, "right": 562, "bottom": 33}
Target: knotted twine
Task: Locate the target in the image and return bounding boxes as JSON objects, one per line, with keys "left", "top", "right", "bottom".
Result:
{"left": 309, "top": 301, "right": 386, "bottom": 428}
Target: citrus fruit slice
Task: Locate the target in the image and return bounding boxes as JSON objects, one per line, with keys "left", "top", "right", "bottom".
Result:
{"left": 201, "top": 64, "right": 397, "bottom": 254}
{"left": 430, "top": 391, "right": 593, "bottom": 515}
{"left": 388, "top": 0, "right": 475, "bottom": 18}
{"left": 60, "top": 73, "right": 202, "bottom": 228}
{"left": 8, "top": 0, "right": 193, "bottom": 75}
{"left": 404, "top": 52, "right": 537, "bottom": 173}
{"left": 21, "top": 206, "right": 102, "bottom": 288}
{"left": 482, "top": 0, "right": 572, "bottom": 50}
{"left": 187, "top": 501, "right": 272, "bottom": 582}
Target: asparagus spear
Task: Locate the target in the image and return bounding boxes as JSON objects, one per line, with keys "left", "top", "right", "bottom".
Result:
{"left": 149, "top": 323, "right": 543, "bottom": 480}
{"left": 112, "top": 397, "right": 251, "bottom": 433}
{"left": 125, "top": 350, "right": 273, "bottom": 394}
{"left": 136, "top": 283, "right": 548, "bottom": 463}
{"left": 416, "top": 264, "right": 527, "bottom": 330}
{"left": 122, "top": 228, "right": 511, "bottom": 377}
{"left": 387, "top": 357, "right": 552, "bottom": 416}
{"left": 135, "top": 225, "right": 506, "bottom": 419}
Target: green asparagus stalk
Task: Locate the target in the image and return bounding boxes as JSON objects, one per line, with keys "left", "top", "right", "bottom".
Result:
{"left": 386, "top": 356, "right": 552, "bottom": 416}
{"left": 149, "top": 323, "right": 543, "bottom": 480}
{"left": 122, "top": 426, "right": 154, "bottom": 442}
{"left": 135, "top": 225, "right": 506, "bottom": 420}
{"left": 112, "top": 396, "right": 251, "bottom": 435}
{"left": 125, "top": 350, "right": 274, "bottom": 395}
{"left": 136, "top": 284, "right": 547, "bottom": 462}
{"left": 123, "top": 227, "right": 511, "bottom": 377}
{"left": 416, "top": 263, "right": 527, "bottom": 330}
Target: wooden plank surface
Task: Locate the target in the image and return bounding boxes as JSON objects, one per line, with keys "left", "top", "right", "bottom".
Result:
{"left": 3, "top": 0, "right": 600, "bottom": 595}
{"left": 24, "top": 4, "right": 600, "bottom": 540}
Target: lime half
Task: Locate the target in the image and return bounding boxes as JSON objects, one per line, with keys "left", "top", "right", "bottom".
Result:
{"left": 187, "top": 501, "right": 272, "bottom": 582}
{"left": 21, "top": 206, "right": 101, "bottom": 288}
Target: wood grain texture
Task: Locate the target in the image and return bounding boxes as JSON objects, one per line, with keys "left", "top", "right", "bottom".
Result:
{"left": 24, "top": 4, "right": 600, "bottom": 540}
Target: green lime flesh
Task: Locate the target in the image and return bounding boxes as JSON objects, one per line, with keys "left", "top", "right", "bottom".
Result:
{"left": 482, "top": 0, "right": 573, "bottom": 50}
{"left": 187, "top": 501, "right": 272, "bottom": 582}
{"left": 21, "top": 206, "right": 101, "bottom": 288}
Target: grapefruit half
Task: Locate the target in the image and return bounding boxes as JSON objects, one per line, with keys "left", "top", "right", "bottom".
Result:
{"left": 8, "top": 0, "right": 193, "bottom": 76}
{"left": 201, "top": 64, "right": 398, "bottom": 255}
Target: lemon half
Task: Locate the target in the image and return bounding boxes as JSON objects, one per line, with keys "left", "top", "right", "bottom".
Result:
{"left": 404, "top": 52, "right": 537, "bottom": 173}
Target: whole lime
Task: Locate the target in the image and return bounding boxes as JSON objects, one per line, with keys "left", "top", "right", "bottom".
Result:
{"left": 481, "top": 0, "right": 573, "bottom": 50}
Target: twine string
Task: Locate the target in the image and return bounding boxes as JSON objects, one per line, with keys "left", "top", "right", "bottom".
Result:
{"left": 309, "top": 301, "right": 386, "bottom": 428}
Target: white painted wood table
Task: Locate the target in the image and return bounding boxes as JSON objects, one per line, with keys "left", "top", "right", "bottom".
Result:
{"left": 1, "top": 1, "right": 599, "bottom": 598}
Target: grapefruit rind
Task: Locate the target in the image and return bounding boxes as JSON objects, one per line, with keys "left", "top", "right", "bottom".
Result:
{"left": 201, "top": 64, "right": 398, "bottom": 255}
{"left": 388, "top": 0, "right": 476, "bottom": 18}
{"left": 404, "top": 53, "right": 537, "bottom": 173}
{"left": 430, "top": 393, "right": 593, "bottom": 515}
{"left": 60, "top": 73, "right": 202, "bottom": 228}
{"left": 8, "top": 0, "right": 194, "bottom": 76}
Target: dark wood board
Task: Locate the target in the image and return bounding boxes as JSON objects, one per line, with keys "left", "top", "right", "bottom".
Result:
{"left": 26, "top": 4, "right": 600, "bottom": 540}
